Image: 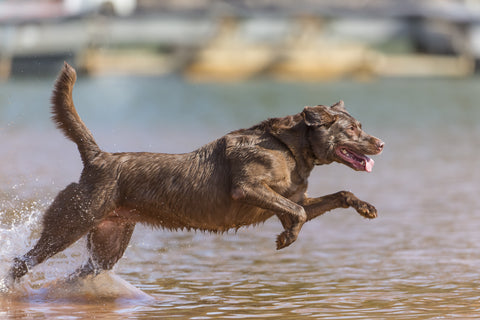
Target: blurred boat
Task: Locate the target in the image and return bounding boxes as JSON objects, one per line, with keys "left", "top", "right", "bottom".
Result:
{"left": 0, "top": 2, "right": 476, "bottom": 81}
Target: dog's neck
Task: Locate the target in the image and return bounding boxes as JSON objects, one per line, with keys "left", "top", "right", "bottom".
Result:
{"left": 266, "top": 116, "right": 317, "bottom": 179}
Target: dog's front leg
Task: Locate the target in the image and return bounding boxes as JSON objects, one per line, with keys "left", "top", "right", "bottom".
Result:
{"left": 302, "top": 191, "right": 377, "bottom": 221}
{"left": 232, "top": 183, "right": 306, "bottom": 250}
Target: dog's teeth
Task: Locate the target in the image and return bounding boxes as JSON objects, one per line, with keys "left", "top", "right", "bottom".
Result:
{"left": 342, "top": 149, "right": 348, "bottom": 155}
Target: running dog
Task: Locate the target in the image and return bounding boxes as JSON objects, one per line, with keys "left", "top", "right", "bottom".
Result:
{"left": 5, "top": 63, "right": 384, "bottom": 288}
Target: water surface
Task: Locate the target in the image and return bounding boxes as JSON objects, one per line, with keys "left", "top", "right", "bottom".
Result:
{"left": 1, "top": 74, "right": 480, "bottom": 319}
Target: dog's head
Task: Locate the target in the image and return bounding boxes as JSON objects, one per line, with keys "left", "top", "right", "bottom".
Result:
{"left": 302, "top": 101, "right": 384, "bottom": 172}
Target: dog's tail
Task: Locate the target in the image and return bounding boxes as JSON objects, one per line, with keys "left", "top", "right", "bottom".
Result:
{"left": 51, "top": 62, "right": 101, "bottom": 165}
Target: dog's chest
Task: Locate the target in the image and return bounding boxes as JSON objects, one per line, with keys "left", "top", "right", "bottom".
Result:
{"left": 284, "top": 183, "right": 308, "bottom": 203}
{"left": 271, "top": 173, "right": 308, "bottom": 203}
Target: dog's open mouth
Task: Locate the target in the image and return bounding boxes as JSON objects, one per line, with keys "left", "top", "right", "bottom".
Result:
{"left": 335, "top": 147, "right": 374, "bottom": 172}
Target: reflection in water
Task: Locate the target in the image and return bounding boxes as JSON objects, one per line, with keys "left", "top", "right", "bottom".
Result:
{"left": 1, "top": 75, "right": 480, "bottom": 318}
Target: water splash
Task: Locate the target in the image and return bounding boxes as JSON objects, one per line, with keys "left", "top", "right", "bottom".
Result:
{"left": 0, "top": 197, "right": 89, "bottom": 294}
{"left": 0, "top": 198, "right": 44, "bottom": 268}
{"left": 0, "top": 196, "right": 152, "bottom": 301}
{"left": 26, "top": 272, "right": 152, "bottom": 302}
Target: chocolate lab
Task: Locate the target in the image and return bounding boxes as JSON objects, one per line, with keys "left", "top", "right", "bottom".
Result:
{"left": 4, "top": 63, "right": 383, "bottom": 288}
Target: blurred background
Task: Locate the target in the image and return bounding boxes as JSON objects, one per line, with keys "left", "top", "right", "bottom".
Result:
{"left": 2, "top": 1, "right": 480, "bottom": 319}
{"left": 1, "top": 0, "right": 480, "bottom": 80}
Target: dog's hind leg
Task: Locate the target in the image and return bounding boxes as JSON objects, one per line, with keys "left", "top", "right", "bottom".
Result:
{"left": 302, "top": 191, "right": 377, "bottom": 221}
{"left": 5, "top": 183, "right": 116, "bottom": 287}
{"left": 69, "top": 214, "right": 135, "bottom": 279}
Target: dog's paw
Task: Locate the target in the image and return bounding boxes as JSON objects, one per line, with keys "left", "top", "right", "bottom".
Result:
{"left": 276, "top": 231, "right": 296, "bottom": 250}
{"left": 353, "top": 201, "right": 377, "bottom": 219}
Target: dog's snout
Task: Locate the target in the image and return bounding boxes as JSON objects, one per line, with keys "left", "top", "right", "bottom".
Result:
{"left": 376, "top": 140, "right": 385, "bottom": 152}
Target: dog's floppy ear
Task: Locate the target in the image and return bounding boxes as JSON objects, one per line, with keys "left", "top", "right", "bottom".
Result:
{"left": 302, "top": 105, "right": 338, "bottom": 127}
{"left": 331, "top": 100, "right": 346, "bottom": 111}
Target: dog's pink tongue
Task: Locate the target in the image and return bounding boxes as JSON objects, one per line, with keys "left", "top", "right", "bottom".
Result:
{"left": 365, "top": 157, "right": 374, "bottom": 172}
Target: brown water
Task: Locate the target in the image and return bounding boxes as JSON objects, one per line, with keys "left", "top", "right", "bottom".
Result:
{"left": 1, "top": 75, "right": 480, "bottom": 319}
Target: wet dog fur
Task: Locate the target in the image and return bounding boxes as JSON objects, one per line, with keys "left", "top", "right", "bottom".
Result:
{"left": 5, "top": 63, "right": 384, "bottom": 288}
